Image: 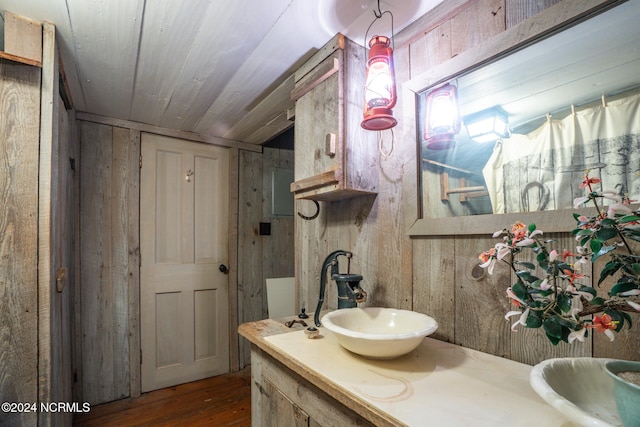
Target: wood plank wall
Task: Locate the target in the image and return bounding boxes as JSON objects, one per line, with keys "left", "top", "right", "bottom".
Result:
{"left": 0, "top": 57, "right": 41, "bottom": 427}
{"left": 238, "top": 147, "right": 295, "bottom": 367}
{"left": 0, "top": 21, "right": 79, "bottom": 426}
{"left": 39, "top": 21, "right": 80, "bottom": 426}
{"left": 295, "top": 0, "right": 639, "bottom": 364}
{"left": 78, "top": 121, "right": 141, "bottom": 405}
{"left": 77, "top": 120, "right": 293, "bottom": 398}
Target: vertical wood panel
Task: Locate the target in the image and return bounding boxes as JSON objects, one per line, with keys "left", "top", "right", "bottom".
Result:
{"left": 38, "top": 23, "right": 58, "bottom": 427}
{"left": 0, "top": 58, "right": 41, "bottom": 427}
{"left": 79, "top": 121, "right": 135, "bottom": 404}
{"left": 450, "top": 0, "right": 506, "bottom": 57}
{"left": 409, "top": 21, "right": 451, "bottom": 78}
{"left": 238, "top": 150, "right": 264, "bottom": 365}
{"left": 228, "top": 148, "right": 240, "bottom": 372}
{"left": 412, "top": 237, "right": 456, "bottom": 342}
{"left": 127, "top": 129, "right": 141, "bottom": 399}
{"left": 454, "top": 235, "right": 511, "bottom": 358}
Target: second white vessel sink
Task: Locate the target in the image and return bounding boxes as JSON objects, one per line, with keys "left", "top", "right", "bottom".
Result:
{"left": 530, "top": 357, "right": 621, "bottom": 426}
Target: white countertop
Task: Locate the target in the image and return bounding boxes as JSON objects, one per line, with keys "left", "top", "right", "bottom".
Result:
{"left": 265, "top": 329, "right": 574, "bottom": 426}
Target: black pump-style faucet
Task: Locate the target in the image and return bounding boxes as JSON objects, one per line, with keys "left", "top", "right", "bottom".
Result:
{"left": 313, "top": 250, "right": 367, "bottom": 327}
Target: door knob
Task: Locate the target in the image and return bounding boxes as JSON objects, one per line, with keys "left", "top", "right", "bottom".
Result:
{"left": 219, "top": 264, "right": 229, "bottom": 274}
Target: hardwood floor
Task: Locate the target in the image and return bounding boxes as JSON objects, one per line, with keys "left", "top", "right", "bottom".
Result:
{"left": 73, "top": 368, "right": 251, "bottom": 426}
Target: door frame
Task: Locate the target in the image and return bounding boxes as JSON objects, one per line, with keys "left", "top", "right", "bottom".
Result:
{"left": 133, "top": 135, "right": 240, "bottom": 395}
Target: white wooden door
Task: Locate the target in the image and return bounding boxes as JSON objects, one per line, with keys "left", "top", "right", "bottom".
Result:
{"left": 140, "top": 133, "right": 230, "bottom": 392}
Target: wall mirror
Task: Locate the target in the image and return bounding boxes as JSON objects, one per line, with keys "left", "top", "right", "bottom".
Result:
{"left": 406, "top": 0, "right": 640, "bottom": 235}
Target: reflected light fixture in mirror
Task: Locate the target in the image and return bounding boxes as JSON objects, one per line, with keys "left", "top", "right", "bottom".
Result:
{"left": 361, "top": 35, "right": 398, "bottom": 131}
{"left": 424, "top": 83, "right": 461, "bottom": 149}
{"left": 464, "top": 106, "right": 509, "bottom": 143}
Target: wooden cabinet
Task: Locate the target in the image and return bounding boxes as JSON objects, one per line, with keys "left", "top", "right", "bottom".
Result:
{"left": 251, "top": 347, "right": 374, "bottom": 427}
{"left": 290, "top": 33, "right": 378, "bottom": 201}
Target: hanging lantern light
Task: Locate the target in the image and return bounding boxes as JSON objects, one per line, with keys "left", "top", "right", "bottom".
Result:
{"left": 424, "top": 83, "right": 461, "bottom": 150}
{"left": 361, "top": 35, "right": 397, "bottom": 131}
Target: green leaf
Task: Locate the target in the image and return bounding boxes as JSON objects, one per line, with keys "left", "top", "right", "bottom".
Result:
{"left": 516, "top": 270, "right": 532, "bottom": 283}
{"left": 577, "top": 286, "right": 597, "bottom": 297}
{"left": 516, "top": 261, "right": 536, "bottom": 270}
{"left": 557, "top": 293, "right": 572, "bottom": 313}
{"left": 632, "top": 263, "right": 640, "bottom": 275}
{"left": 590, "top": 239, "right": 603, "bottom": 254}
{"left": 598, "top": 261, "right": 621, "bottom": 285}
{"left": 595, "top": 227, "right": 618, "bottom": 241}
{"left": 545, "top": 333, "right": 561, "bottom": 346}
{"left": 610, "top": 281, "right": 639, "bottom": 296}
{"left": 591, "top": 245, "right": 616, "bottom": 263}
{"left": 526, "top": 314, "right": 542, "bottom": 328}
{"left": 618, "top": 215, "right": 640, "bottom": 224}
{"left": 600, "top": 218, "right": 617, "bottom": 226}
{"left": 590, "top": 297, "right": 605, "bottom": 306}
{"left": 543, "top": 318, "right": 563, "bottom": 339}
{"left": 573, "top": 213, "right": 581, "bottom": 221}
{"left": 512, "top": 281, "right": 527, "bottom": 301}
{"left": 528, "top": 223, "right": 537, "bottom": 232}
{"left": 575, "top": 229, "right": 594, "bottom": 236}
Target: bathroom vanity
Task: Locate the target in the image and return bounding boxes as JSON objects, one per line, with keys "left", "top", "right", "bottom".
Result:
{"left": 239, "top": 319, "right": 572, "bottom": 426}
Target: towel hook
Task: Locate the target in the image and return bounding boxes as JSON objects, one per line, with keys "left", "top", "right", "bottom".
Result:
{"left": 297, "top": 200, "right": 320, "bottom": 221}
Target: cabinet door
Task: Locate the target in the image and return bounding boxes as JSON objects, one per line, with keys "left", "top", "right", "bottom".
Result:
{"left": 292, "top": 52, "right": 343, "bottom": 198}
{"left": 261, "top": 378, "right": 309, "bottom": 427}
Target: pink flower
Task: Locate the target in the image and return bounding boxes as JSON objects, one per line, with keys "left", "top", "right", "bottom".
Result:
{"left": 589, "top": 314, "right": 617, "bottom": 341}
{"left": 580, "top": 173, "right": 601, "bottom": 191}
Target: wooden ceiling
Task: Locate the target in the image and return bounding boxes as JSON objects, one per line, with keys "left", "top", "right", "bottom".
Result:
{"left": 0, "top": 0, "right": 443, "bottom": 145}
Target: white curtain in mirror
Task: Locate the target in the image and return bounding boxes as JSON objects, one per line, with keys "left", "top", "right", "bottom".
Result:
{"left": 484, "top": 91, "right": 640, "bottom": 214}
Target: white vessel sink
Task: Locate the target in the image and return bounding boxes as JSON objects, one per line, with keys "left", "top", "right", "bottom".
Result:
{"left": 320, "top": 307, "right": 438, "bottom": 359}
{"left": 530, "top": 357, "right": 621, "bottom": 426}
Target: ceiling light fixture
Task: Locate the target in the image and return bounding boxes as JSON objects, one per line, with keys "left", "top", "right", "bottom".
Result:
{"left": 464, "top": 106, "right": 509, "bottom": 143}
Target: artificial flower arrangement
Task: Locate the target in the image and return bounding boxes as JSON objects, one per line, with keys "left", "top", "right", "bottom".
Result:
{"left": 479, "top": 171, "right": 640, "bottom": 345}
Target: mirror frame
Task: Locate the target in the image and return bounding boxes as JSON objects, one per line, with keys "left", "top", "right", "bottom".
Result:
{"left": 403, "top": 0, "right": 638, "bottom": 236}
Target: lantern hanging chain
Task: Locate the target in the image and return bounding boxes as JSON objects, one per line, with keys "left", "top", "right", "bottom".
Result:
{"left": 378, "top": 128, "right": 394, "bottom": 158}
{"left": 364, "top": 1, "right": 395, "bottom": 52}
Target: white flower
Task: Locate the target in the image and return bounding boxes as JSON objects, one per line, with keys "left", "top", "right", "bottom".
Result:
{"left": 539, "top": 278, "right": 552, "bottom": 290}
{"left": 607, "top": 202, "right": 632, "bottom": 217}
{"left": 495, "top": 243, "right": 511, "bottom": 260}
{"left": 619, "top": 289, "right": 640, "bottom": 297}
{"left": 604, "top": 329, "right": 616, "bottom": 341}
{"left": 549, "top": 250, "right": 558, "bottom": 262}
{"left": 602, "top": 191, "right": 622, "bottom": 203}
{"left": 568, "top": 327, "right": 587, "bottom": 343}
{"left": 627, "top": 300, "right": 640, "bottom": 312}
{"left": 506, "top": 287, "right": 526, "bottom": 306}
{"left": 479, "top": 258, "right": 496, "bottom": 275}
{"left": 505, "top": 308, "right": 530, "bottom": 331}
